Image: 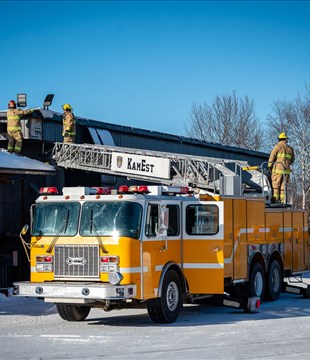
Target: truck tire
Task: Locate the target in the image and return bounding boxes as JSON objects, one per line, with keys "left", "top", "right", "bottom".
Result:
{"left": 56, "top": 304, "right": 91, "bottom": 321}
{"left": 146, "top": 270, "right": 183, "bottom": 323}
{"left": 248, "top": 262, "right": 265, "bottom": 299}
{"left": 265, "top": 260, "right": 282, "bottom": 301}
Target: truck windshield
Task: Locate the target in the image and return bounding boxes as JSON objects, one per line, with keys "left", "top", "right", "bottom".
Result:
{"left": 32, "top": 202, "right": 80, "bottom": 236}
{"left": 80, "top": 201, "right": 142, "bottom": 239}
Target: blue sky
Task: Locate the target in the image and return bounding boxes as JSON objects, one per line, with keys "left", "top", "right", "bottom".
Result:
{"left": 0, "top": 1, "right": 309, "bottom": 136}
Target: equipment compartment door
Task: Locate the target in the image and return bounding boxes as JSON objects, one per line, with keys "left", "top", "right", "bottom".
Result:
{"left": 304, "top": 212, "right": 310, "bottom": 267}
{"left": 182, "top": 201, "right": 224, "bottom": 294}
{"left": 293, "top": 211, "right": 306, "bottom": 272}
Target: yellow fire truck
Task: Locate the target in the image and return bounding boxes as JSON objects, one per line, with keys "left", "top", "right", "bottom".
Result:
{"left": 14, "top": 143, "right": 310, "bottom": 323}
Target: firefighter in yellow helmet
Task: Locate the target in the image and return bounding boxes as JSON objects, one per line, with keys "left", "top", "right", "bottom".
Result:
{"left": 268, "top": 132, "right": 295, "bottom": 203}
{"left": 6, "top": 100, "right": 34, "bottom": 154}
{"left": 62, "top": 103, "right": 76, "bottom": 143}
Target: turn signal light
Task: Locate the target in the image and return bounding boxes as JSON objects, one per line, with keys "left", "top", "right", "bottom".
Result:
{"left": 36, "top": 255, "right": 53, "bottom": 272}
{"left": 100, "top": 256, "right": 119, "bottom": 264}
{"left": 36, "top": 255, "right": 53, "bottom": 263}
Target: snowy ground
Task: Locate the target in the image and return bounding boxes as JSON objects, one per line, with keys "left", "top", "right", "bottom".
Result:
{"left": 1, "top": 278, "right": 310, "bottom": 360}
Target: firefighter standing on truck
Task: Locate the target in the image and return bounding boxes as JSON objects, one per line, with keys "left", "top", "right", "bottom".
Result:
{"left": 268, "top": 132, "right": 295, "bottom": 204}
{"left": 62, "top": 103, "right": 76, "bottom": 143}
{"left": 6, "top": 100, "right": 34, "bottom": 154}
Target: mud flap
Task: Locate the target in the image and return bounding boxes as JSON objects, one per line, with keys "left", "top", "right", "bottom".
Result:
{"left": 0, "top": 288, "right": 9, "bottom": 297}
{"left": 222, "top": 296, "right": 260, "bottom": 313}
{"left": 283, "top": 282, "right": 310, "bottom": 298}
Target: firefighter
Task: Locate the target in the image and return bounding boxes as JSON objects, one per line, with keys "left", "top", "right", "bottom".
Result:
{"left": 6, "top": 100, "right": 34, "bottom": 154}
{"left": 62, "top": 104, "right": 76, "bottom": 143}
{"left": 268, "top": 132, "right": 295, "bottom": 204}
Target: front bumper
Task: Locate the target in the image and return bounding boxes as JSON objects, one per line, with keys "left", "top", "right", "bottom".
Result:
{"left": 13, "top": 281, "right": 137, "bottom": 303}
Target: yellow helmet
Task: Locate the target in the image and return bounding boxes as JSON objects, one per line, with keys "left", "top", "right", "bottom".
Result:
{"left": 62, "top": 103, "right": 72, "bottom": 111}
{"left": 278, "top": 132, "right": 288, "bottom": 140}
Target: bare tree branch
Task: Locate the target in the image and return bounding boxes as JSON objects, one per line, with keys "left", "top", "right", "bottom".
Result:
{"left": 266, "top": 84, "right": 310, "bottom": 210}
{"left": 185, "top": 91, "right": 265, "bottom": 151}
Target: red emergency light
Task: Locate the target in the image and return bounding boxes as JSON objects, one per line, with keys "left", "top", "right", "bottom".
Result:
{"left": 39, "top": 187, "right": 58, "bottom": 195}
{"left": 118, "top": 185, "right": 149, "bottom": 194}
{"left": 137, "top": 185, "right": 149, "bottom": 193}
{"left": 90, "top": 187, "right": 112, "bottom": 195}
{"left": 118, "top": 185, "right": 129, "bottom": 193}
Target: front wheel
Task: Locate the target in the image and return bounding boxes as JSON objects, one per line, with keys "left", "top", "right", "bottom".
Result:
{"left": 147, "top": 269, "right": 183, "bottom": 324}
{"left": 265, "top": 260, "right": 282, "bottom": 301}
{"left": 56, "top": 304, "right": 91, "bottom": 321}
{"left": 248, "top": 262, "right": 265, "bottom": 299}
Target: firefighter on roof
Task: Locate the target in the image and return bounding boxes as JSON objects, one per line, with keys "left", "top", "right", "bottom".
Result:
{"left": 62, "top": 103, "right": 76, "bottom": 143}
{"left": 268, "top": 132, "right": 295, "bottom": 203}
{"left": 6, "top": 100, "right": 34, "bottom": 154}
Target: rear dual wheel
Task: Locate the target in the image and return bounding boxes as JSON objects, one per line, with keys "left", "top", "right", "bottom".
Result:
{"left": 266, "top": 260, "right": 282, "bottom": 301}
{"left": 248, "top": 262, "right": 265, "bottom": 299}
{"left": 248, "top": 260, "right": 282, "bottom": 301}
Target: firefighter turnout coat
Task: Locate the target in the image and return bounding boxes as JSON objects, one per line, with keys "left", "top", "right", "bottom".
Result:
{"left": 62, "top": 110, "right": 76, "bottom": 143}
{"left": 268, "top": 140, "right": 295, "bottom": 175}
{"left": 7, "top": 108, "right": 33, "bottom": 132}
{"left": 268, "top": 140, "right": 295, "bottom": 202}
{"left": 6, "top": 108, "right": 34, "bottom": 153}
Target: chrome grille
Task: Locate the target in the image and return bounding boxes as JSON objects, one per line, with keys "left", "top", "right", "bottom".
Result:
{"left": 54, "top": 245, "right": 99, "bottom": 278}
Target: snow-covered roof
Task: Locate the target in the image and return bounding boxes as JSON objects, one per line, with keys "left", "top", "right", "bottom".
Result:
{"left": 0, "top": 149, "right": 55, "bottom": 175}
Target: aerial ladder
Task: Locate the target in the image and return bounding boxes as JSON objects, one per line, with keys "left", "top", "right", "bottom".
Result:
{"left": 52, "top": 142, "right": 272, "bottom": 202}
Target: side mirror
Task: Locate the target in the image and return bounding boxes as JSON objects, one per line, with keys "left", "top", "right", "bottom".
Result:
{"left": 21, "top": 224, "right": 29, "bottom": 236}
{"left": 158, "top": 206, "right": 169, "bottom": 235}
{"left": 19, "top": 224, "right": 30, "bottom": 262}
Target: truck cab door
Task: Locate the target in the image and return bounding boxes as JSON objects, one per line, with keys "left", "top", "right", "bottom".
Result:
{"left": 182, "top": 200, "right": 224, "bottom": 294}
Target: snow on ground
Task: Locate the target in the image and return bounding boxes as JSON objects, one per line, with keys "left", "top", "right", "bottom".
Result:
{"left": 0, "top": 277, "right": 310, "bottom": 360}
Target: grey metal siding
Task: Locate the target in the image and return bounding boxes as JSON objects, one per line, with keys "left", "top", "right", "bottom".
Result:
{"left": 0, "top": 180, "right": 22, "bottom": 236}
{"left": 108, "top": 130, "right": 266, "bottom": 166}
{"left": 42, "top": 120, "right": 84, "bottom": 144}
{"left": 36, "top": 111, "right": 268, "bottom": 166}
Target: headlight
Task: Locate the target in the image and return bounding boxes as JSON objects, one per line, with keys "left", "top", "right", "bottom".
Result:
{"left": 36, "top": 263, "right": 53, "bottom": 272}
{"left": 100, "top": 255, "right": 120, "bottom": 273}
{"left": 36, "top": 255, "right": 53, "bottom": 272}
{"left": 108, "top": 271, "right": 123, "bottom": 285}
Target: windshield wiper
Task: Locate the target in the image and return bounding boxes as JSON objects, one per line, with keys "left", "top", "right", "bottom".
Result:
{"left": 90, "top": 209, "right": 109, "bottom": 254}
{"left": 46, "top": 209, "right": 70, "bottom": 253}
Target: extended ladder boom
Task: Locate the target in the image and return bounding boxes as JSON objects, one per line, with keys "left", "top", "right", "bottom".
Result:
{"left": 52, "top": 142, "right": 269, "bottom": 197}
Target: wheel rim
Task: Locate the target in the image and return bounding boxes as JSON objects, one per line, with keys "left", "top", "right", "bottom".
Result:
{"left": 254, "top": 271, "right": 263, "bottom": 296}
{"left": 166, "top": 281, "right": 179, "bottom": 311}
{"left": 271, "top": 267, "right": 280, "bottom": 292}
